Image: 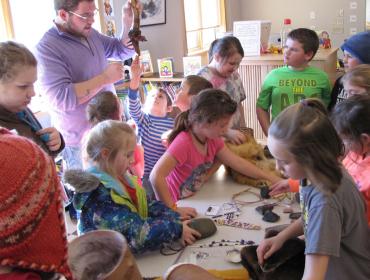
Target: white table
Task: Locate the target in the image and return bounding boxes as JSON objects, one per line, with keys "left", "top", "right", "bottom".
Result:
{"left": 136, "top": 167, "right": 298, "bottom": 277}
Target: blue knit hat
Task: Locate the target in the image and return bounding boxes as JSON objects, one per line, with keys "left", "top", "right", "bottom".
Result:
{"left": 341, "top": 31, "right": 370, "bottom": 64}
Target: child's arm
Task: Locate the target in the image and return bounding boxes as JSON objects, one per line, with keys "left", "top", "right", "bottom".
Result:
{"left": 150, "top": 152, "right": 197, "bottom": 220}
{"left": 256, "top": 107, "right": 270, "bottom": 137}
{"left": 216, "top": 146, "right": 281, "bottom": 184}
{"left": 257, "top": 218, "right": 303, "bottom": 264}
{"left": 128, "top": 56, "right": 146, "bottom": 124}
{"left": 303, "top": 255, "right": 329, "bottom": 280}
{"left": 96, "top": 201, "right": 183, "bottom": 254}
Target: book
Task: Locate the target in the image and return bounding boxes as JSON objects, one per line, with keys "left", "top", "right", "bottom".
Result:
{"left": 140, "top": 50, "right": 154, "bottom": 77}
{"left": 183, "top": 56, "right": 202, "bottom": 76}
{"left": 157, "top": 57, "right": 174, "bottom": 78}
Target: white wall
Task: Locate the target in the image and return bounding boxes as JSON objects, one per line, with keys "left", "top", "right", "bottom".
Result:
{"left": 238, "top": 0, "right": 366, "bottom": 49}
{"left": 110, "top": 0, "right": 367, "bottom": 71}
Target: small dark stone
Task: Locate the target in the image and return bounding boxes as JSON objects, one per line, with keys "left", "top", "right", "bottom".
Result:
{"left": 260, "top": 186, "right": 271, "bottom": 199}
{"left": 256, "top": 204, "right": 274, "bottom": 215}
{"left": 263, "top": 210, "right": 280, "bottom": 223}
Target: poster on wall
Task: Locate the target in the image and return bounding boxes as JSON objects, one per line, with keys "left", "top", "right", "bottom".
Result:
{"left": 103, "top": 0, "right": 114, "bottom": 16}
{"left": 102, "top": 0, "right": 115, "bottom": 37}
{"left": 141, "top": 0, "right": 166, "bottom": 26}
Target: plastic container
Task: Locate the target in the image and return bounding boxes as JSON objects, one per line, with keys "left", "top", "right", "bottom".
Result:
{"left": 280, "top": 18, "right": 292, "bottom": 49}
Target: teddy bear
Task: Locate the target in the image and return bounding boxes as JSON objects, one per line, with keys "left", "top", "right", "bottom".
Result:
{"left": 225, "top": 131, "right": 281, "bottom": 187}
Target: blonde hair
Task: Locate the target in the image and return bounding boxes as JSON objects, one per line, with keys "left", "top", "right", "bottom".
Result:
{"left": 269, "top": 99, "right": 344, "bottom": 194}
{"left": 85, "top": 120, "right": 136, "bottom": 177}
{"left": 341, "top": 64, "right": 370, "bottom": 95}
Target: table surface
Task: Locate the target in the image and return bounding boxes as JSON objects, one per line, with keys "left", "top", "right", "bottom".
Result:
{"left": 136, "top": 167, "right": 298, "bottom": 277}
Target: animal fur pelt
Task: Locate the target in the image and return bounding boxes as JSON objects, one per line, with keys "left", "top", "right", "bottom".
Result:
{"left": 240, "top": 230, "right": 305, "bottom": 280}
{"left": 225, "top": 133, "right": 281, "bottom": 187}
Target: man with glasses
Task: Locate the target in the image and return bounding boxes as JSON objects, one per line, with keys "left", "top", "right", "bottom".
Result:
{"left": 36, "top": 0, "right": 139, "bottom": 169}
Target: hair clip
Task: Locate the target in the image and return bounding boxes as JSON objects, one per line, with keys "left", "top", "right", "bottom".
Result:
{"left": 300, "top": 99, "right": 309, "bottom": 106}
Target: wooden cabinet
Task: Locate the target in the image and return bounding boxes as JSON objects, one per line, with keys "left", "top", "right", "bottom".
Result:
{"left": 238, "top": 48, "right": 338, "bottom": 141}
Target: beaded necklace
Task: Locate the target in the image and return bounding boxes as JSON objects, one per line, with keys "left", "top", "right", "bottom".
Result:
{"left": 191, "top": 130, "right": 207, "bottom": 145}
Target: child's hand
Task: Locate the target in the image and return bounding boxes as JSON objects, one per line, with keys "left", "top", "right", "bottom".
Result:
{"left": 176, "top": 207, "right": 197, "bottom": 220}
{"left": 129, "top": 56, "right": 142, "bottom": 90}
{"left": 256, "top": 235, "right": 285, "bottom": 265}
{"left": 37, "top": 127, "right": 62, "bottom": 151}
{"left": 224, "top": 129, "right": 246, "bottom": 145}
{"left": 269, "top": 179, "right": 290, "bottom": 196}
{"left": 181, "top": 220, "right": 201, "bottom": 246}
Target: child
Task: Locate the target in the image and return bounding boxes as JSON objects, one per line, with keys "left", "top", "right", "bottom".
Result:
{"left": 65, "top": 120, "right": 200, "bottom": 254}
{"left": 150, "top": 89, "right": 282, "bottom": 220}
{"left": 328, "top": 31, "right": 370, "bottom": 110}
{"left": 174, "top": 75, "right": 213, "bottom": 112}
{"left": 85, "top": 91, "right": 144, "bottom": 178}
{"left": 257, "top": 99, "right": 370, "bottom": 280}
{"left": 128, "top": 56, "right": 174, "bottom": 199}
{"left": 0, "top": 41, "right": 64, "bottom": 157}
{"left": 340, "top": 64, "right": 370, "bottom": 97}
{"left": 331, "top": 95, "right": 370, "bottom": 225}
{"left": 0, "top": 129, "right": 72, "bottom": 279}
{"left": 198, "top": 36, "right": 246, "bottom": 129}
{"left": 175, "top": 75, "right": 245, "bottom": 145}
{"left": 256, "top": 28, "right": 331, "bottom": 136}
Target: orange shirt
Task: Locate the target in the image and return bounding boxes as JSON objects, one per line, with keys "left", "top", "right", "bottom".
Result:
{"left": 343, "top": 152, "right": 370, "bottom": 225}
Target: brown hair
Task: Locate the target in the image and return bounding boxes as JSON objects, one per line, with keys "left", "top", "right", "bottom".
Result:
{"left": 86, "top": 91, "right": 121, "bottom": 126}
{"left": 54, "top": 0, "right": 94, "bottom": 11}
{"left": 208, "top": 36, "right": 244, "bottom": 62}
{"left": 287, "top": 28, "right": 319, "bottom": 61}
{"left": 184, "top": 75, "right": 213, "bottom": 96}
{"left": 0, "top": 41, "right": 37, "bottom": 83}
{"left": 331, "top": 94, "right": 370, "bottom": 151}
{"left": 85, "top": 120, "right": 136, "bottom": 178}
{"left": 269, "top": 98, "right": 344, "bottom": 193}
{"left": 168, "top": 89, "right": 237, "bottom": 144}
{"left": 341, "top": 64, "right": 370, "bottom": 95}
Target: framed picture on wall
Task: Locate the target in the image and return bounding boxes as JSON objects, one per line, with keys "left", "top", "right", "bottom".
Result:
{"left": 141, "top": 0, "right": 166, "bottom": 26}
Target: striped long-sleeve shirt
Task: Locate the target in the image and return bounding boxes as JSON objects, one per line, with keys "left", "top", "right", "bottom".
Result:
{"left": 128, "top": 88, "right": 174, "bottom": 177}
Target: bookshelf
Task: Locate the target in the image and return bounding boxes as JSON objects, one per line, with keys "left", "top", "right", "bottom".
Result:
{"left": 140, "top": 72, "right": 184, "bottom": 82}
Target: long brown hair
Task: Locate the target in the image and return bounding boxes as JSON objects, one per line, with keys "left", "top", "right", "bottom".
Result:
{"left": 168, "top": 89, "right": 237, "bottom": 144}
{"left": 331, "top": 94, "right": 370, "bottom": 153}
{"left": 269, "top": 98, "right": 344, "bottom": 193}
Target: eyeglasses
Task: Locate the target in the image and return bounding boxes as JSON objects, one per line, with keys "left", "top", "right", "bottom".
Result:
{"left": 68, "top": 9, "right": 98, "bottom": 21}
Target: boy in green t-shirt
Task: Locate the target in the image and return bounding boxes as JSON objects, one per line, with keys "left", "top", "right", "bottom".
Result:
{"left": 256, "top": 28, "right": 331, "bottom": 136}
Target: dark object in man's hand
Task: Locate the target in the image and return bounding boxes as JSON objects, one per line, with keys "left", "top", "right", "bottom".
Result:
{"left": 128, "top": 0, "right": 147, "bottom": 55}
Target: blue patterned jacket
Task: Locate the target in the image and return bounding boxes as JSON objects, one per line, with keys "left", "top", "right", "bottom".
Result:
{"left": 66, "top": 167, "right": 182, "bottom": 254}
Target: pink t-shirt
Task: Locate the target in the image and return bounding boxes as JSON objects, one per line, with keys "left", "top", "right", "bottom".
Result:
{"left": 343, "top": 151, "right": 370, "bottom": 225}
{"left": 166, "top": 131, "right": 224, "bottom": 201}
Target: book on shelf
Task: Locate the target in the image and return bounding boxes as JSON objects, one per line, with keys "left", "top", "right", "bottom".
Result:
{"left": 157, "top": 57, "right": 174, "bottom": 78}
{"left": 183, "top": 56, "right": 202, "bottom": 76}
{"left": 140, "top": 50, "right": 154, "bottom": 77}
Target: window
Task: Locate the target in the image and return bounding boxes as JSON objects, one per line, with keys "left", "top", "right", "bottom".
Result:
{"left": 183, "top": 0, "right": 225, "bottom": 54}
{"left": 0, "top": 0, "right": 102, "bottom": 112}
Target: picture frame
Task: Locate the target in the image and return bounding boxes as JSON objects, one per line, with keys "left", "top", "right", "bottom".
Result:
{"left": 141, "top": 0, "right": 166, "bottom": 27}
{"left": 140, "top": 50, "right": 154, "bottom": 77}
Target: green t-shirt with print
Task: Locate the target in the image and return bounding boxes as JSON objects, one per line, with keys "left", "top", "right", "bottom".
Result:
{"left": 256, "top": 66, "right": 331, "bottom": 119}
